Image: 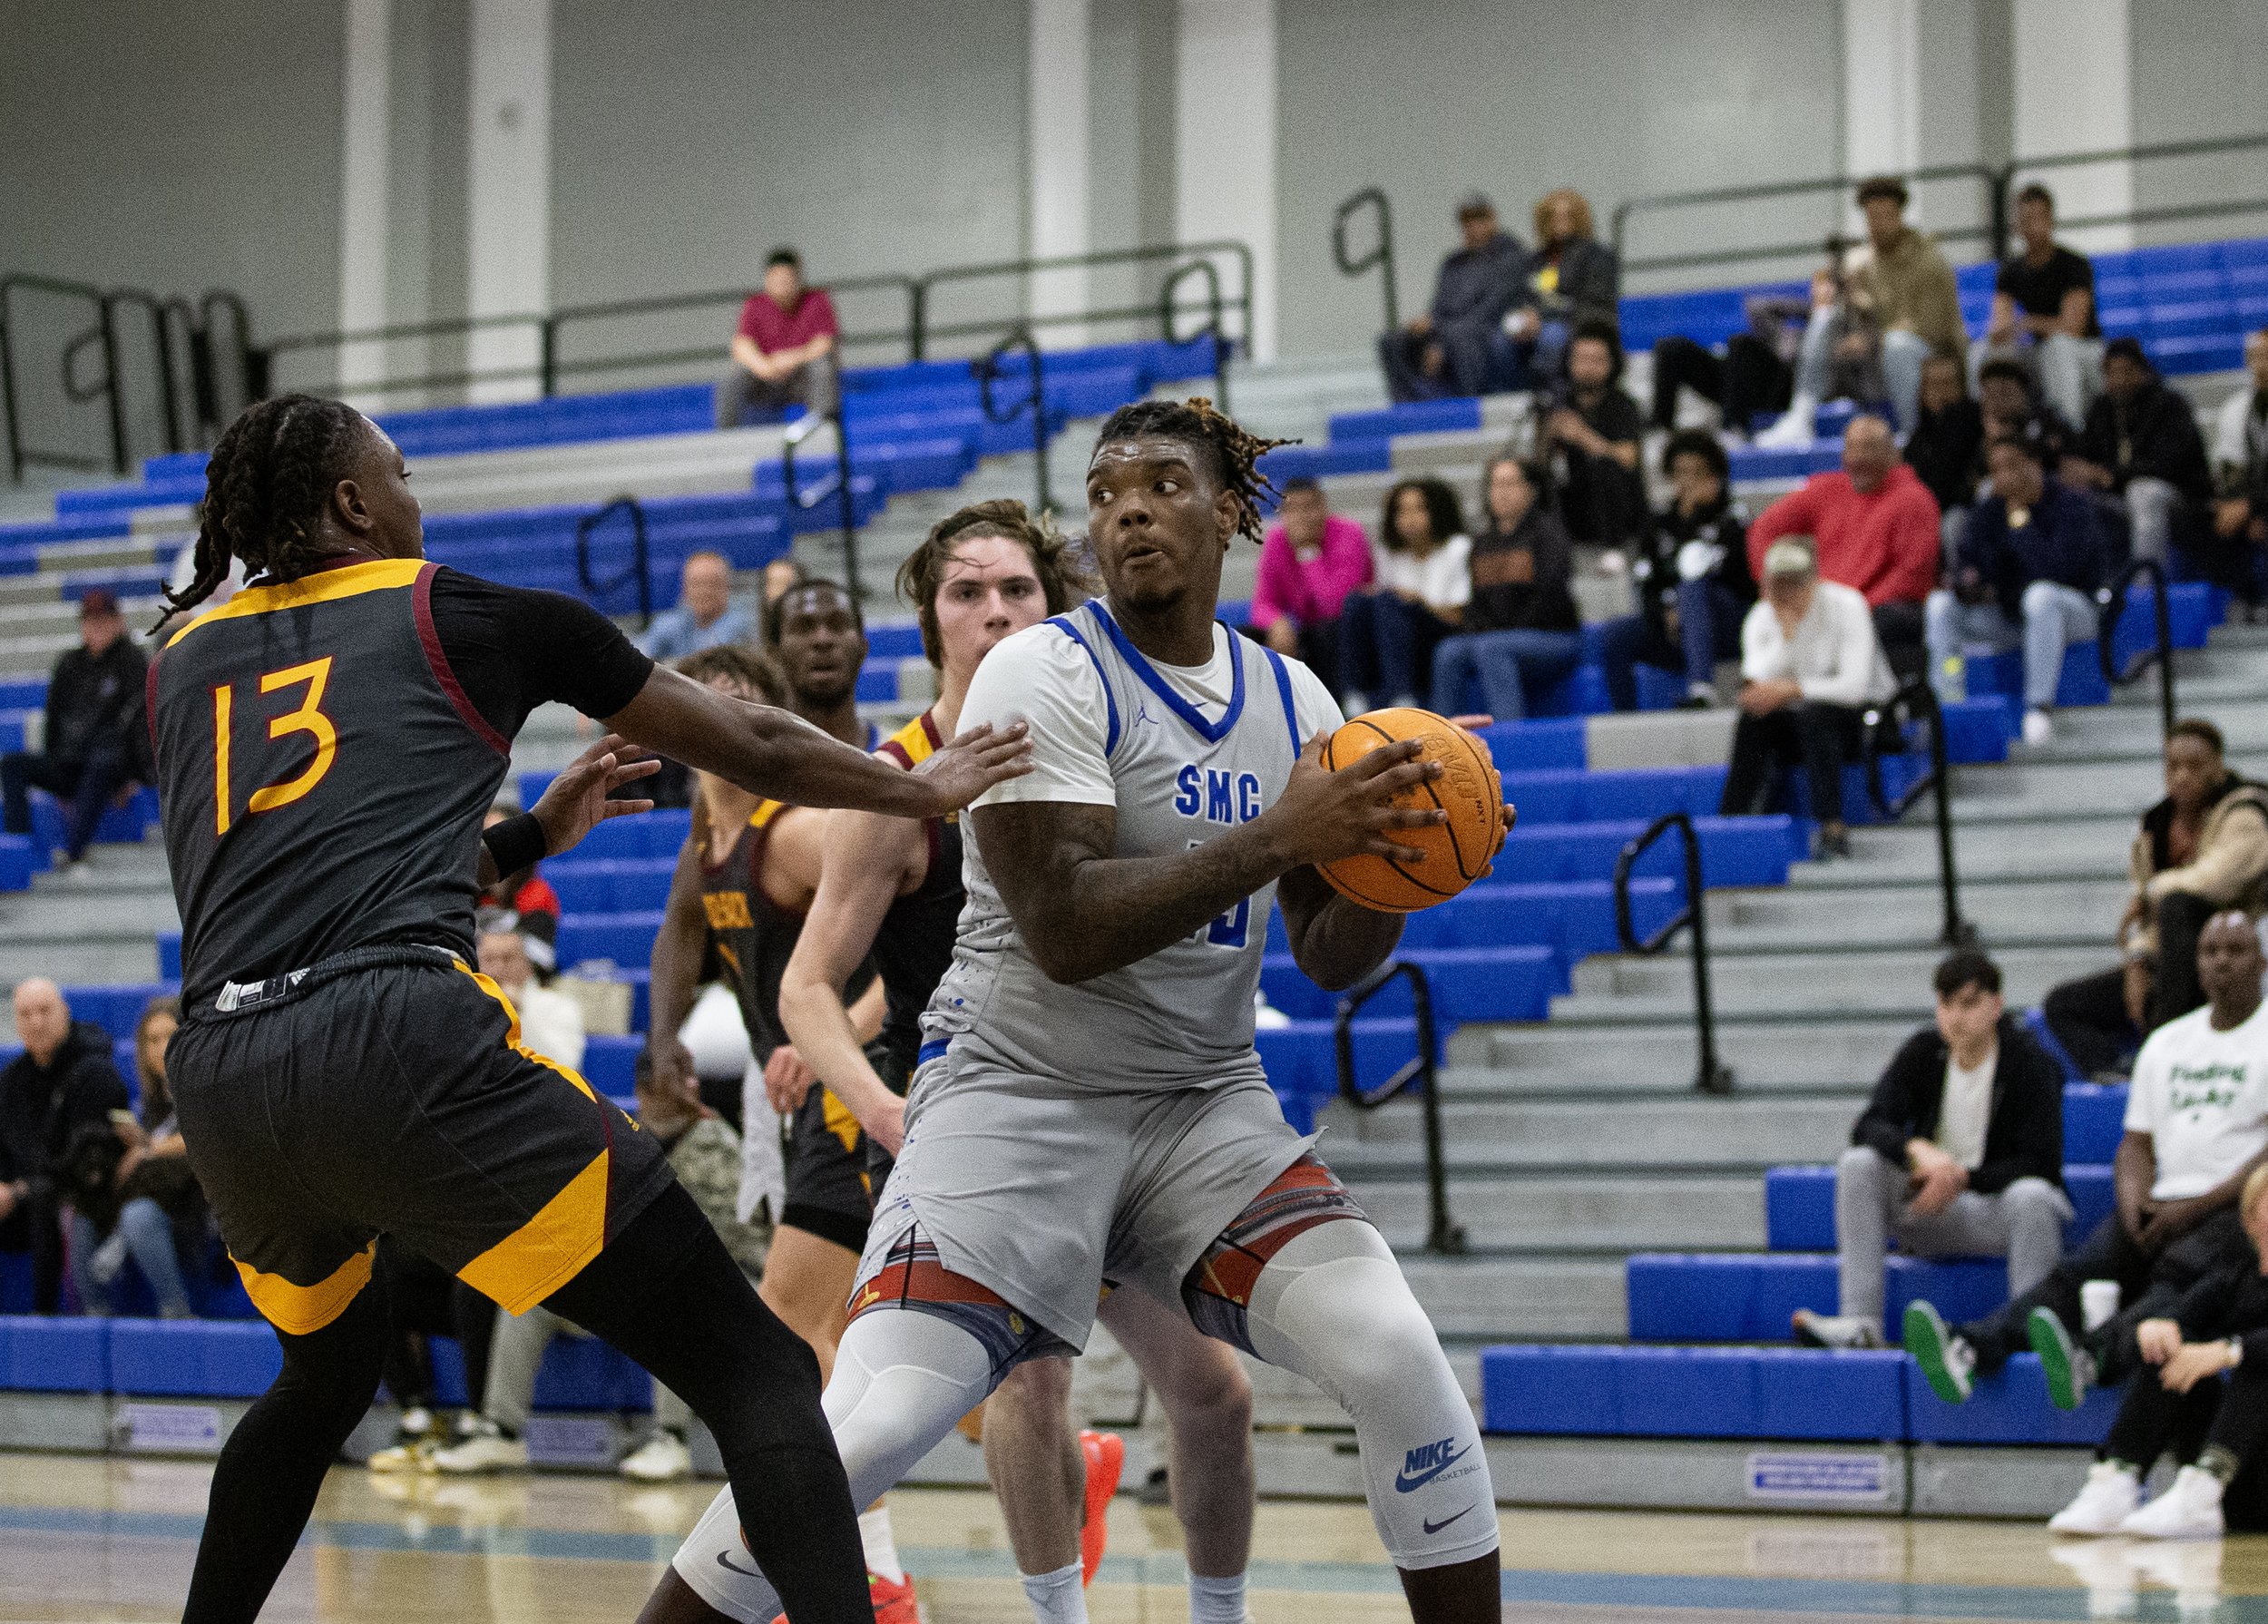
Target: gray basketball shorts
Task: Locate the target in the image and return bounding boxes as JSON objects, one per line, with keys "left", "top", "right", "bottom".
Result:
{"left": 853, "top": 1043, "right": 1314, "bottom": 1350}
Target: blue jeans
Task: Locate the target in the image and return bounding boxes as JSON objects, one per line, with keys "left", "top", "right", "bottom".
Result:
{"left": 1926, "top": 580, "right": 2098, "bottom": 711}
{"left": 71, "top": 1198, "right": 194, "bottom": 1318}
{"left": 1676, "top": 579, "right": 1747, "bottom": 688}
{"left": 1429, "top": 629, "right": 1582, "bottom": 720}
{"left": 1793, "top": 318, "right": 1931, "bottom": 433}
{"left": 1, "top": 739, "right": 133, "bottom": 861}
{"left": 1339, "top": 592, "right": 1454, "bottom": 706}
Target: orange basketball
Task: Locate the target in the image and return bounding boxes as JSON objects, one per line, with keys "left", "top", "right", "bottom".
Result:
{"left": 1315, "top": 708, "right": 1508, "bottom": 914}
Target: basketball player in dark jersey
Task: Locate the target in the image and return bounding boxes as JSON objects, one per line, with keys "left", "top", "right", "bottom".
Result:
{"left": 147, "top": 396, "right": 1026, "bottom": 1624}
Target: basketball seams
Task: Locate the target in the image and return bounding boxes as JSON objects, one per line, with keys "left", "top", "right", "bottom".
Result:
{"left": 1318, "top": 708, "right": 1501, "bottom": 911}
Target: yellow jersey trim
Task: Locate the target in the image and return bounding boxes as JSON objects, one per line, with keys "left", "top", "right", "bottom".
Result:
{"left": 166, "top": 557, "right": 426, "bottom": 648}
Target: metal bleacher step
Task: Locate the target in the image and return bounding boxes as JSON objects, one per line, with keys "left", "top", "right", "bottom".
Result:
{"left": 1555, "top": 943, "right": 2108, "bottom": 1023}
{"left": 1395, "top": 1252, "right": 1627, "bottom": 1341}
{"left": 1702, "top": 877, "right": 2129, "bottom": 951}
{"left": 1444, "top": 1018, "right": 1921, "bottom": 1093}
{"left": 1322, "top": 1092, "right": 1853, "bottom": 1172}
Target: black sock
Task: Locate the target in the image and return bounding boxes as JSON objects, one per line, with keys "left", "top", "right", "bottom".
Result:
{"left": 547, "top": 1184, "right": 870, "bottom": 1624}
{"left": 183, "top": 1284, "right": 391, "bottom": 1624}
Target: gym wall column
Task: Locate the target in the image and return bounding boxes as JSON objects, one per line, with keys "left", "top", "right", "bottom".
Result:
{"left": 1176, "top": 0, "right": 1276, "bottom": 363}
{"left": 1841, "top": 0, "right": 1921, "bottom": 187}
{"left": 1029, "top": 0, "right": 1094, "bottom": 349}
{"left": 466, "top": 0, "right": 552, "bottom": 401}
{"left": 337, "top": 0, "right": 393, "bottom": 402}
{"left": 2012, "top": 0, "right": 2133, "bottom": 250}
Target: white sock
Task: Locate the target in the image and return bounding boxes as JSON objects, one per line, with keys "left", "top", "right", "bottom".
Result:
{"left": 1189, "top": 1570, "right": 1249, "bottom": 1624}
{"left": 859, "top": 1504, "right": 904, "bottom": 1584}
{"left": 1020, "top": 1561, "right": 1087, "bottom": 1624}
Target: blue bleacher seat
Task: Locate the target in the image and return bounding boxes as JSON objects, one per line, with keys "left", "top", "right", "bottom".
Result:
{"left": 1260, "top": 1018, "right": 1433, "bottom": 1130}
{"left": 0, "top": 1316, "right": 107, "bottom": 1391}
{"left": 582, "top": 1035, "right": 640, "bottom": 1095}
{"left": 1765, "top": 1159, "right": 2117, "bottom": 1255}
{"left": 2065, "top": 1083, "right": 2126, "bottom": 1163}
{"left": 555, "top": 912, "right": 664, "bottom": 972}
{"left": 1499, "top": 815, "right": 1799, "bottom": 889}
{"left": 1903, "top": 1354, "right": 2117, "bottom": 1445}
{"left": 1482, "top": 1345, "right": 1907, "bottom": 1442}
{"left": 1476, "top": 719, "right": 1587, "bottom": 772}
{"left": 1260, "top": 945, "right": 1559, "bottom": 1026}
{"left": 110, "top": 1319, "right": 281, "bottom": 1397}
{"left": 1626, "top": 1253, "right": 2009, "bottom": 1344}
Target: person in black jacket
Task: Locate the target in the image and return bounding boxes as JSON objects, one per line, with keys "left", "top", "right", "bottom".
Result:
{"left": 1505, "top": 189, "right": 1619, "bottom": 388}
{"left": 2062, "top": 338, "right": 2216, "bottom": 579}
{"left": 1794, "top": 951, "right": 2069, "bottom": 1350}
{"left": 0, "top": 978, "right": 130, "bottom": 1313}
{"left": 1603, "top": 430, "right": 1755, "bottom": 708}
{"left": 1378, "top": 193, "right": 1528, "bottom": 402}
{"left": 1543, "top": 320, "right": 1647, "bottom": 548}
{"left": 2045, "top": 1163, "right": 2268, "bottom": 1539}
{"left": 1427, "top": 455, "right": 1579, "bottom": 719}
{"left": 0, "top": 589, "right": 150, "bottom": 871}
{"left": 1905, "top": 354, "right": 1984, "bottom": 554}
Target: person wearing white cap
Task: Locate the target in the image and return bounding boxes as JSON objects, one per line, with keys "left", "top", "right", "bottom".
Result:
{"left": 1717, "top": 536, "right": 1896, "bottom": 858}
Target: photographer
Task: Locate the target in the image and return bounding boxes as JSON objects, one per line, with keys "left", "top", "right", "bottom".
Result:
{"left": 73, "top": 998, "right": 202, "bottom": 1318}
{"left": 0, "top": 979, "right": 128, "bottom": 1313}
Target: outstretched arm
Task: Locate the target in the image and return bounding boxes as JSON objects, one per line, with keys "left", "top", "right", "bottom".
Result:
{"left": 642, "top": 834, "right": 711, "bottom": 1094}
{"left": 604, "top": 665, "right": 1027, "bottom": 817}
{"left": 973, "top": 734, "right": 1443, "bottom": 985}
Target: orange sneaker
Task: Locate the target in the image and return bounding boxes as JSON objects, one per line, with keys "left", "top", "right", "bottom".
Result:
{"left": 1080, "top": 1429, "right": 1126, "bottom": 1586}
{"left": 767, "top": 1570, "right": 919, "bottom": 1624}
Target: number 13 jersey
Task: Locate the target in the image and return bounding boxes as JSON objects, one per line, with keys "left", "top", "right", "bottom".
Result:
{"left": 920, "top": 600, "right": 1343, "bottom": 1092}
{"left": 151, "top": 558, "right": 653, "bottom": 1008}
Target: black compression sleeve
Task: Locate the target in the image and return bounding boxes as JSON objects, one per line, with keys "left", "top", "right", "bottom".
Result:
{"left": 425, "top": 568, "right": 656, "bottom": 740}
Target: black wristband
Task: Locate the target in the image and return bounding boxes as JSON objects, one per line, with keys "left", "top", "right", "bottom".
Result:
{"left": 484, "top": 810, "right": 548, "bottom": 876}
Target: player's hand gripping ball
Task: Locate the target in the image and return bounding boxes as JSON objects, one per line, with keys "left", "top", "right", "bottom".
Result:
{"left": 1316, "top": 708, "right": 1510, "bottom": 913}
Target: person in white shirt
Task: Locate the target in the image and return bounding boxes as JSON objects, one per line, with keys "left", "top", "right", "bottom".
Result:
{"left": 1716, "top": 536, "right": 1897, "bottom": 857}
{"left": 1908, "top": 911, "right": 2268, "bottom": 1410}
{"left": 1794, "top": 950, "right": 2071, "bottom": 1350}
{"left": 1336, "top": 476, "right": 1471, "bottom": 711}
{"left": 475, "top": 922, "right": 586, "bottom": 1071}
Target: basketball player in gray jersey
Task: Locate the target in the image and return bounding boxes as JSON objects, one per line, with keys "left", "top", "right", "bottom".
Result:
{"left": 660, "top": 400, "right": 1505, "bottom": 1624}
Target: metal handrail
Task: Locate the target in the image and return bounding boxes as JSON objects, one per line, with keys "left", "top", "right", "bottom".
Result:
{"left": 573, "top": 495, "right": 653, "bottom": 630}
{"left": 2098, "top": 559, "right": 2176, "bottom": 744}
{"left": 1612, "top": 811, "right": 1733, "bottom": 1094}
{"left": 2003, "top": 132, "right": 2268, "bottom": 246}
{"left": 973, "top": 328, "right": 1050, "bottom": 515}
{"left": 1, "top": 273, "right": 115, "bottom": 478}
{"left": 1332, "top": 187, "right": 1400, "bottom": 333}
{"left": 1158, "top": 258, "right": 1231, "bottom": 412}
{"left": 1611, "top": 162, "right": 2003, "bottom": 280}
{"left": 1333, "top": 959, "right": 1463, "bottom": 1255}
{"left": 781, "top": 409, "right": 865, "bottom": 602}
{"left": 1862, "top": 678, "right": 1975, "bottom": 948}
{"left": 914, "top": 238, "right": 1255, "bottom": 361}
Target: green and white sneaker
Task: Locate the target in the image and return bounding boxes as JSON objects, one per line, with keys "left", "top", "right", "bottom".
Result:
{"left": 2029, "top": 1307, "right": 2096, "bottom": 1411}
{"left": 1904, "top": 1300, "right": 1976, "bottom": 1403}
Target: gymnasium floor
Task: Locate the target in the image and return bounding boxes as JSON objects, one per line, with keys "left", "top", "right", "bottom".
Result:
{"left": 3, "top": 1453, "right": 2264, "bottom": 1622}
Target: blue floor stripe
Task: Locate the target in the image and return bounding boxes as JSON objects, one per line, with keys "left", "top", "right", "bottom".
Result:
{"left": 0, "top": 1502, "right": 2253, "bottom": 1619}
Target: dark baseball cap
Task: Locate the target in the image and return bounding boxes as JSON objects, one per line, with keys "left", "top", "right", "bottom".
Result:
{"left": 78, "top": 588, "right": 121, "bottom": 618}
{"left": 1455, "top": 191, "right": 1495, "bottom": 221}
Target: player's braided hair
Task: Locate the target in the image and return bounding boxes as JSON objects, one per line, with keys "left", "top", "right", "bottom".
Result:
{"left": 1089, "top": 397, "right": 1295, "bottom": 543}
{"left": 895, "top": 497, "right": 1098, "bottom": 667}
{"left": 161, "top": 394, "right": 367, "bottom": 626}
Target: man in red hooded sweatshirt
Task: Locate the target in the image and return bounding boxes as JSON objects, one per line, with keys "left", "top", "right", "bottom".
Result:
{"left": 1749, "top": 413, "right": 1941, "bottom": 678}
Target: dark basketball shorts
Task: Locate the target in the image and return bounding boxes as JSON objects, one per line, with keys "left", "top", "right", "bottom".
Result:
{"left": 168, "top": 946, "right": 673, "bottom": 1336}
{"left": 780, "top": 1078, "right": 873, "bottom": 1254}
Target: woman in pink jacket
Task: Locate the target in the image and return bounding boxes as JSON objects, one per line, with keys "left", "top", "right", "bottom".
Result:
{"left": 1249, "top": 477, "right": 1374, "bottom": 698}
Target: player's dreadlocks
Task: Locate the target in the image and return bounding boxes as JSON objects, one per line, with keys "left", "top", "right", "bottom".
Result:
{"left": 896, "top": 497, "right": 1098, "bottom": 667}
{"left": 1089, "top": 397, "right": 1296, "bottom": 542}
{"left": 161, "top": 394, "right": 368, "bottom": 626}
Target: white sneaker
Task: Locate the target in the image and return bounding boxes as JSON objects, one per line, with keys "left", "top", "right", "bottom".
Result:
{"left": 2119, "top": 1465, "right": 2225, "bottom": 1540}
{"left": 431, "top": 1421, "right": 528, "bottom": 1474}
{"left": 1790, "top": 1310, "right": 1883, "bottom": 1350}
{"left": 620, "top": 1429, "right": 694, "bottom": 1482}
{"left": 2023, "top": 708, "right": 2055, "bottom": 747}
{"left": 1753, "top": 396, "right": 1819, "bottom": 449}
{"left": 2050, "top": 1462, "right": 2143, "bottom": 1535}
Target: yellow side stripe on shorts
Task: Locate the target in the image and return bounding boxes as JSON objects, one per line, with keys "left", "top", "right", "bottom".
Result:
{"left": 457, "top": 1149, "right": 611, "bottom": 1316}
{"left": 822, "top": 1086, "right": 863, "bottom": 1154}
{"left": 454, "top": 961, "right": 596, "bottom": 1102}
{"left": 232, "top": 1241, "right": 376, "bottom": 1336}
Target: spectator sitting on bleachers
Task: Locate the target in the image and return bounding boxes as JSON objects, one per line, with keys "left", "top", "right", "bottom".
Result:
{"left": 1792, "top": 949, "right": 2068, "bottom": 1351}
{"left": 1748, "top": 414, "right": 1941, "bottom": 676}
{"left": 1339, "top": 477, "right": 1471, "bottom": 711}
{"left": 476, "top": 795, "right": 562, "bottom": 971}
{"left": 760, "top": 555, "right": 806, "bottom": 609}
{"left": 1543, "top": 320, "right": 1647, "bottom": 548}
{"left": 1905, "top": 354, "right": 1985, "bottom": 557}
{"left": 2043, "top": 719, "right": 2268, "bottom": 1079}
{"left": 2063, "top": 338, "right": 2216, "bottom": 577}
{"left": 1717, "top": 538, "right": 1896, "bottom": 859}
{"left": 1605, "top": 430, "right": 1755, "bottom": 709}
{"left": 1377, "top": 193, "right": 1528, "bottom": 403}
{"left": 1251, "top": 476, "right": 1374, "bottom": 694}
{"left": 1647, "top": 289, "right": 1802, "bottom": 441}
{"left": 0, "top": 978, "right": 127, "bottom": 1314}
{"left": 2048, "top": 1162, "right": 2268, "bottom": 1540}
{"left": 1504, "top": 189, "right": 1618, "bottom": 390}
{"left": 435, "top": 1046, "right": 768, "bottom": 1481}
{"left": 74, "top": 997, "right": 202, "bottom": 1320}
{"left": 1926, "top": 427, "right": 2110, "bottom": 747}
{"left": 1429, "top": 455, "right": 1579, "bottom": 720}
{"left": 476, "top": 919, "right": 585, "bottom": 1071}
{"left": 1971, "top": 183, "right": 2103, "bottom": 430}
{"left": 1978, "top": 355, "right": 2078, "bottom": 472}
{"left": 1907, "top": 911, "right": 2268, "bottom": 1413}
{"left": 2212, "top": 328, "right": 2268, "bottom": 565}
{"left": 1, "top": 587, "right": 150, "bottom": 875}
{"left": 717, "top": 247, "right": 839, "bottom": 429}
{"left": 1756, "top": 178, "right": 1966, "bottom": 445}
{"left": 638, "top": 550, "right": 755, "bottom": 661}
